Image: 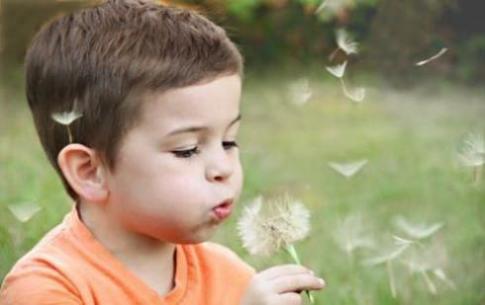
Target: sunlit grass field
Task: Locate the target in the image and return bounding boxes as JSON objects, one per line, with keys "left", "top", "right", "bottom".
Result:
{"left": 1, "top": 69, "right": 484, "bottom": 305}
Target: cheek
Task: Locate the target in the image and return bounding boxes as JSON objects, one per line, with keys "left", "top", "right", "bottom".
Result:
{"left": 154, "top": 175, "right": 206, "bottom": 205}
{"left": 110, "top": 159, "right": 200, "bottom": 208}
{"left": 115, "top": 174, "right": 206, "bottom": 235}
{"left": 232, "top": 161, "right": 244, "bottom": 197}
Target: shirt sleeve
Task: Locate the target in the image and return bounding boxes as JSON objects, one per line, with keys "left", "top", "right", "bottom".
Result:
{"left": 0, "top": 266, "right": 82, "bottom": 305}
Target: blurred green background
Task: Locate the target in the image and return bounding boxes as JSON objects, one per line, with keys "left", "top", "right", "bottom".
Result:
{"left": 1, "top": 0, "right": 484, "bottom": 304}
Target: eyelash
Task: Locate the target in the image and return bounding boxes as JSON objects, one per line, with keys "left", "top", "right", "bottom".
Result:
{"left": 172, "top": 141, "right": 239, "bottom": 158}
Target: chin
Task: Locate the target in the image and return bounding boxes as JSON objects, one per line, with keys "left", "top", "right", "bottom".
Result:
{"left": 177, "top": 227, "right": 218, "bottom": 244}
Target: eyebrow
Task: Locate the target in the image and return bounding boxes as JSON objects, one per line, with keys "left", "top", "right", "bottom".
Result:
{"left": 166, "top": 114, "right": 242, "bottom": 137}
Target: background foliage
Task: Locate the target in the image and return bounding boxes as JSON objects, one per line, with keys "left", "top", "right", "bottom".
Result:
{"left": 0, "top": 1, "right": 484, "bottom": 305}
{"left": 1, "top": 0, "right": 485, "bottom": 85}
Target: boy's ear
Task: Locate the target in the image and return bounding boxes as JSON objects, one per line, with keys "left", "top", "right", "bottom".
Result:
{"left": 57, "top": 144, "right": 109, "bottom": 203}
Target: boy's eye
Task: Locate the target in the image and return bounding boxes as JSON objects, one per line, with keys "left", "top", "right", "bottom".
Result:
{"left": 222, "top": 141, "right": 238, "bottom": 150}
{"left": 171, "top": 141, "right": 238, "bottom": 158}
{"left": 171, "top": 147, "right": 200, "bottom": 158}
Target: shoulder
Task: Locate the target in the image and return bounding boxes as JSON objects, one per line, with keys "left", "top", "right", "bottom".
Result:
{"left": 0, "top": 259, "right": 81, "bottom": 305}
{"left": 0, "top": 215, "right": 82, "bottom": 304}
{"left": 189, "top": 242, "right": 255, "bottom": 276}
{"left": 184, "top": 242, "right": 255, "bottom": 298}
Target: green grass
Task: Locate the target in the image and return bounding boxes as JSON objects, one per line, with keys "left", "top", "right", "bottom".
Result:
{"left": 1, "top": 71, "right": 484, "bottom": 305}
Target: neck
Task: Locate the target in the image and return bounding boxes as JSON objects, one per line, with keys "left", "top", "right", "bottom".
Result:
{"left": 78, "top": 200, "right": 176, "bottom": 295}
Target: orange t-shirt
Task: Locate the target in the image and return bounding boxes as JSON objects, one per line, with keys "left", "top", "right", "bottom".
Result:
{"left": 0, "top": 207, "right": 255, "bottom": 305}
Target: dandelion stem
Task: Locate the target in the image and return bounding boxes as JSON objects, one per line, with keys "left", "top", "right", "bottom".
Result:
{"left": 9, "top": 221, "right": 24, "bottom": 255}
{"left": 421, "top": 270, "right": 437, "bottom": 295}
{"left": 67, "top": 125, "right": 73, "bottom": 143}
{"left": 386, "top": 261, "right": 397, "bottom": 298}
{"left": 339, "top": 78, "right": 347, "bottom": 94}
{"left": 285, "top": 244, "right": 315, "bottom": 304}
{"left": 473, "top": 166, "right": 482, "bottom": 184}
{"left": 286, "top": 244, "right": 301, "bottom": 264}
{"left": 339, "top": 78, "right": 354, "bottom": 106}
{"left": 329, "top": 48, "right": 339, "bottom": 61}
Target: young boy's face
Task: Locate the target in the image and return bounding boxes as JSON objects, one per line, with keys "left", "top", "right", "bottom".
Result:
{"left": 104, "top": 74, "right": 243, "bottom": 244}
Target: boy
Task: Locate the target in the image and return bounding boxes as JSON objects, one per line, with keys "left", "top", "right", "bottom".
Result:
{"left": 0, "top": 1, "right": 325, "bottom": 304}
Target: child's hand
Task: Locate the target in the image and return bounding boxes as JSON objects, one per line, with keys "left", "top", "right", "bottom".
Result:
{"left": 240, "top": 264, "right": 326, "bottom": 305}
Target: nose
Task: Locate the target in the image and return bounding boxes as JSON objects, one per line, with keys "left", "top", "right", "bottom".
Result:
{"left": 205, "top": 147, "right": 235, "bottom": 183}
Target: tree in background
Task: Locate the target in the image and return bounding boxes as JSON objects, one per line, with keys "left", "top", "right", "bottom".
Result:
{"left": 0, "top": 0, "right": 484, "bottom": 88}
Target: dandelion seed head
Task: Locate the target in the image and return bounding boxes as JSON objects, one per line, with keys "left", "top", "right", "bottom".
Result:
{"left": 326, "top": 61, "right": 347, "bottom": 78}
{"left": 238, "top": 194, "right": 311, "bottom": 256}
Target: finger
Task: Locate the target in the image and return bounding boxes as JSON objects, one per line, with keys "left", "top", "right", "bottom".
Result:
{"left": 270, "top": 273, "right": 325, "bottom": 294}
{"left": 276, "top": 292, "right": 302, "bottom": 305}
{"left": 258, "top": 264, "right": 312, "bottom": 281}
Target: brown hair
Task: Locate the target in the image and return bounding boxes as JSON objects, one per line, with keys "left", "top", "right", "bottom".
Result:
{"left": 25, "top": 0, "right": 243, "bottom": 200}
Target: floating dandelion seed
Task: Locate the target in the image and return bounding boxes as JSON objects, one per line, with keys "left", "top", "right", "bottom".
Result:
{"left": 344, "top": 86, "right": 366, "bottom": 103}
{"left": 416, "top": 48, "right": 448, "bottom": 66}
{"left": 463, "top": 133, "right": 485, "bottom": 155}
{"left": 457, "top": 133, "right": 484, "bottom": 183}
{"left": 238, "top": 194, "right": 314, "bottom": 302}
{"left": 387, "top": 260, "right": 397, "bottom": 298}
{"left": 325, "top": 61, "right": 366, "bottom": 103}
{"left": 402, "top": 256, "right": 433, "bottom": 273}
{"left": 315, "top": 0, "right": 330, "bottom": 14}
{"left": 341, "top": 81, "right": 366, "bottom": 103}
{"left": 458, "top": 146, "right": 485, "bottom": 166}
{"left": 326, "top": 61, "right": 347, "bottom": 78}
{"left": 364, "top": 241, "right": 411, "bottom": 298}
{"left": 51, "top": 110, "right": 82, "bottom": 126}
{"left": 392, "top": 235, "right": 415, "bottom": 247}
{"left": 315, "top": 0, "right": 350, "bottom": 19}
{"left": 363, "top": 243, "right": 410, "bottom": 266}
{"left": 336, "top": 29, "right": 359, "bottom": 56}
{"left": 51, "top": 108, "right": 83, "bottom": 143}
{"left": 393, "top": 216, "right": 444, "bottom": 240}
{"left": 288, "top": 78, "right": 313, "bottom": 106}
{"left": 458, "top": 151, "right": 485, "bottom": 168}
{"left": 51, "top": 111, "right": 82, "bottom": 143}
{"left": 402, "top": 257, "right": 437, "bottom": 294}
{"left": 8, "top": 202, "right": 42, "bottom": 223}
{"left": 421, "top": 269, "right": 437, "bottom": 294}
{"left": 401, "top": 243, "right": 453, "bottom": 295}
{"left": 328, "top": 159, "right": 368, "bottom": 178}
{"left": 433, "top": 268, "right": 456, "bottom": 290}
{"left": 334, "top": 214, "right": 374, "bottom": 257}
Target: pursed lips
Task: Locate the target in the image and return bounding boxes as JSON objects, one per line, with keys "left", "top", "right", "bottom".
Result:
{"left": 211, "top": 199, "right": 234, "bottom": 221}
